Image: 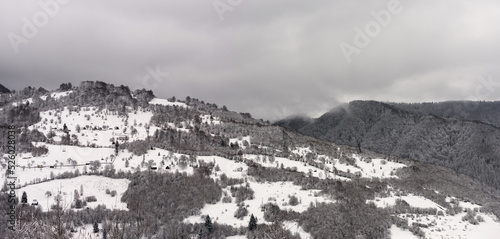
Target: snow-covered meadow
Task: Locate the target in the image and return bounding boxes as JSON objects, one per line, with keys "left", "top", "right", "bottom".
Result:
{"left": 20, "top": 176, "right": 129, "bottom": 212}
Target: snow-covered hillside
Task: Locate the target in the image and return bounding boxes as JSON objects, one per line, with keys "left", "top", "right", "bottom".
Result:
{"left": 29, "top": 106, "right": 158, "bottom": 147}
{"left": 2, "top": 87, "right": 500, "bottom": 239}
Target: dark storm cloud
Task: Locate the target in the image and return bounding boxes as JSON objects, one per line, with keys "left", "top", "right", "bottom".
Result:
{"left": 1, "top": 0, "right": 500, "bottom": 121}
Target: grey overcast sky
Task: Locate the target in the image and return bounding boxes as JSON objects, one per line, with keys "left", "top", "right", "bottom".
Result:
{"left": 1, "top": 0, "right": 500, "bottom": 121}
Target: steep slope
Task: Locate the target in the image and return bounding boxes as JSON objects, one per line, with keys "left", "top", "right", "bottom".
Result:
{"left": 277, "top": 101, "right": 500, "bottom": 190}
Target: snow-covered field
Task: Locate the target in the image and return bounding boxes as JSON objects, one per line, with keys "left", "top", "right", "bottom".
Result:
{"left": 12, "top": 143, "right": 115, "bottom": 186}
{"left": 184, "top": 180, "right": 332, "bottom": 230}
{"left": 390, "top": 225, "right": 419, "bottom": 239}
{"left": 352, "top": 155, "right": 406, "bottom": 178}
{"left": 288, "top": 147, "right": 406, "bottom": 179}
{"left": 399, "top": 211, "right": 500, "bottom": 239}
{"left": 29, "top": 106, "right": 157, "bottom": 147}
{"left": 373, "top": 195, "right": 500, "bottom": 239}
{"left": 20, "top": 175, "right": 129, "bottom": 212}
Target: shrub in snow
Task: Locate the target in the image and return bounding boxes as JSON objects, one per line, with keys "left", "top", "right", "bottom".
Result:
{"left": 74, "top": 199, "right": 84, "bottom": 209}
{"left": 222, "top": 196, "right": 232, "bottom": 203}
{"left": 263, "top": 203, "right": 280, "bottom": 222}
{"left": 230, "top": 185, "right": 255, "bottom": 203}
{"left": 462, "top": 209, "right": 480, "bottom": 225}
{"left": 234, "top": 206, "right": 248, "bottom": 219}
{"left": 289, "top": 195, "right": 299, "bottom": 206}
{"left": 93, "top": 221, "right": 99, "bottom": 233}
{"left": 189, "top": 208, "right": 201, "bottom": 216}
{"left": 86, "top": 196, "right": 97, "bottom": 202}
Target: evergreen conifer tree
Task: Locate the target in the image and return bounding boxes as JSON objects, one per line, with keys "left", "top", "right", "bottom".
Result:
{"left": 21, "top": 191, "right": 28, "bottom": 204}
{"left": 249, "top": 214, "right": 257, "bottom": 231}
{"left": 93, "top": 221, "right": 99, "bottom": 233}
{"left": 204, "top": 215, "right": 213, "bottom": 234}
{"left": 115, "top": 140, "right": 119, "bottom": 155}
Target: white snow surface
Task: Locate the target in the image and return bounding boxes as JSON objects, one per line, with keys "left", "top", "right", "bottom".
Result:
{"left": 149, "top": 98, "right": 189, "bottom": 108}
{"left": 390, "top": 225, "right": 419, "bottom": 239}
{"left": 288, "top": 148, "right": 405, "bottom": 179}
{"left": 50, "top": 90, "right": 73, "bottom": 99}
{"left": 11, "top": 144, "right": 195, "bottom": 187}
{"left": 201, "top": 114, "right": 222, "bottom": 125}
{"left": 225, "top": 236, "right": 246, "bottom": 239}
{"left": 371, "top": 194, "right": 445, "bottom": 211}
{"left": 199, "top": 156, "right": 248, "bottom": 179}
{"left": 71, "top": 222, "right": 103, "bottom": 239}
{"left": 244, "top": 154, "right": 350, "bottom": 181}
{"left": 229, "top": 136, "right": 251, "bottom": 149}
{"left": 184, "top": 181, "right": 333, "bottom": 228}
{"left": 399, "top": 212, "right": 500, "bottom": 239}
{"left": 352, "top": 155, "right": 406, "bottom": 178}
{"left": 12, "top": 98, "right": 33, "bottom": 106}
{"left": 19, "top": 175, "right": 129, "bottom": 212}
{"left": 29, "top": 106, "right": 157, "bottom": 147}
{"left": 12, "top": 91, "right": 73, "bottom": 106}
{"left": 13, "top": 143, "right": 115, "bottom": 186}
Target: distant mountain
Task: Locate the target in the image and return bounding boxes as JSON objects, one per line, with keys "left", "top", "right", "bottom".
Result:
{"left": 275, "top": 100, "right": 500, "bottom": 190}
{"left": 0, "top": 84, "right": 10, "bottom": 93}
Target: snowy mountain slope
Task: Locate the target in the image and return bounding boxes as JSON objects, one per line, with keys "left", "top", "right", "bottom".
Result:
{"left": 1, "top": 81, "right": 500, "bottom": 239}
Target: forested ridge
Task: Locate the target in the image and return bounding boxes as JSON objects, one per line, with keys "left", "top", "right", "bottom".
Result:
{"left": 275, "top": 100, "right": 500, "bottom": 190}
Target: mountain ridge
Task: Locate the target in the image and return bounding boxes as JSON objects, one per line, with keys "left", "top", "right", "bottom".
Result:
{"left": 275, "top": 100, "right": 500, "bottom": 190}
{"left": 0, "top": 84, "right": 10, "bottom": 93}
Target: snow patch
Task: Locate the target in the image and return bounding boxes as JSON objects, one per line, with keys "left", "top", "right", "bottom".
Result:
{"left": 390, "top": 225, "right": 419, "bottom": 239}
{"left": 371, "top": 194, "right": 445, "bottom": 211}
{"left": 184, "top": 181, "right": 333, "bottom": 228}
{"left": 149, "top": 98, "right": 189, "bottom": 108}
{"left": 20, "top": 175, "right": 129, "bottom": 212}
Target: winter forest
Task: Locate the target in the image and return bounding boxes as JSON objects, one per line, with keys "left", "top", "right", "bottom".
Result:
{"left": 1, "top": 81, "right": 500, "bottom": 239}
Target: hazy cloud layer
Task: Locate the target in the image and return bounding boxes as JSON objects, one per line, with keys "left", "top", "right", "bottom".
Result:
{"left": 1, "top": 0, "right": 500, "bottom": 121}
